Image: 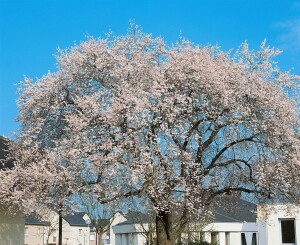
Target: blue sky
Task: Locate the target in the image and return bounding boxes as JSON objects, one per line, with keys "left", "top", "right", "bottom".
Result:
{"left": 1, "top": 0, "right": 300, "bottom": 138}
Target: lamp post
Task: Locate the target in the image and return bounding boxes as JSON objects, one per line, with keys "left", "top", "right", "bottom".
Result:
{"left": 58, "top": 208, "right": 63, "bottom": 245}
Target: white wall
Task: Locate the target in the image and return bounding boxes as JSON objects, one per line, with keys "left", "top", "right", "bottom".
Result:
{"left": 114, "top": 232, "right": 146, "bottom": 245}
{"left": 257, "top": 204, "right": 300, "bottom": 245}
{"left": 111, "top": 212, "right": 151, "bottom": 245}
{"left": 110, "top": 212, "right": 128, "bottom": 245}
{"left": 66, "top": 225, "right": 90, "bottom": 245}
{"left": 53, "top": 217, "right": 90, "bottom": 245}
{"left": 111, "top": 218, "right": 258, "bottom": 245}
{"left": 199, "top": 222, "right": 258, "bottom": 245}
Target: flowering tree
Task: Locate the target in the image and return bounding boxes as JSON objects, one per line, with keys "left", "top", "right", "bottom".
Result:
{"left": 76, "top": 193, "right": 117, "bottom": 245}
{"left": 1, "top": 25, "right": 300, "bottom": 245}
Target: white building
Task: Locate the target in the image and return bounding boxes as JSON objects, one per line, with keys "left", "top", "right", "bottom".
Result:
{"left": 258, "top": 204, "right": 300, "bottom": 245}
{"left": 24, "top": 212, "right": 90, "bottom": 245}
{"left": 110, "top": 197, "right": 258, "bottom": 245}
{"left": 110, "top": 212, "right": 150, "bottom": 245}
{"left": 198, "top": 197, "right": 258, "bottom": 245}
{"left": 108, "top": 198, "right": 300, "bottom": 245}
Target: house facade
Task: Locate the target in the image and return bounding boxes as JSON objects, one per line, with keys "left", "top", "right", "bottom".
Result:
{"left": 108, "top": 198, "right": 300, "bottom": 245}
{"left": 258, "top": 204, "right": 300, "bottom": 245}
{"left": 111, "top": 212, "right": 149, "bottom": 245}
{"left": 24, "top": 215, "right": 53, "bottom": 245}
{"left": 110, "top": 197, "right": 259, "bottom": 245}
{"left": 25, "top": 212, "right": 91, "bottom": 245}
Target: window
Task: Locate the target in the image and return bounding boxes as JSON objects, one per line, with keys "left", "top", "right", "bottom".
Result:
{"left": 24, "top": 227, "right": 28, "bottom": 235}
{"left": 79, "top": 229, "right": 83, "bottom": 235}
{"left": 53, "top": 235, "right": 56, "bottom": 243}
{"left": 252, "top": 233, "right": 257, "bottom": 245}
{"left": 241, "top": 233, "right": 247, "bottom": 245}
{"left": 281, "top": 219, "right": 295, "bottom": 244}
{"left": 90, "top": 234, "right": 95, "bottom": 240}
{"left": 242, "top": 233, "right": 257, "bottom": 245}
{"left": 225, "top": 232, "right": 230, "bottom": 245}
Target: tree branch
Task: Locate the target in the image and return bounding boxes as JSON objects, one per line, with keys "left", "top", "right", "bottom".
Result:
{"left": 205, "top": 134, "right": 259, "bottom": 173}
{"left": 205, "top": 187, "right": 257, "bottom": 205}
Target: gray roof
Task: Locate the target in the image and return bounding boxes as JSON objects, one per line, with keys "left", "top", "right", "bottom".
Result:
{"left": 116, "top": 211, "right": 154, "bottom": 226}
{"left": 213, "top": 196, "right": 257, "bottom": 223}
{"left": 25, "top": 215, "right": 50, "bottom": 226}
{"left": 25, "top": 212, "right": 89, "bottom": 227}
{"left": 0, "top": 136, "right": 14, "bottom": 170}
{"left": 116, "top": 197, "right": 256, "bottom": 226}
{"left": 63, "top": 212, "right": 89, "bottom": 227}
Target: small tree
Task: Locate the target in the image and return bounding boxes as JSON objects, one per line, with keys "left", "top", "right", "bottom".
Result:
{"left": 77, "top": 193, "right": 116, "bottom": 245}
{"left": 1, "top": 25, "right": 299, "bottom": 245}
{"left": 38, "top": 211, "right": 60, "bottom": 245}
{"left": 126, "top": 197, "right": 156, "bottom": 245}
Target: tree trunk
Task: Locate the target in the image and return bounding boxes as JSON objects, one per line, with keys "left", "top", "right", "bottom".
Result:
{"left": 155, "top": 211, "right": 176, "bottom": 245}
{"left": 45, "top": 226, "right": 50, "bottom": 245}
{"left": 97, "top": 230, "right": 104, "bottom": 245}
{"left": 148, "top": 232, "right": 153, "bottom": 245}
{"left": 58, "top": 209, "right": 63, "bottom": 245}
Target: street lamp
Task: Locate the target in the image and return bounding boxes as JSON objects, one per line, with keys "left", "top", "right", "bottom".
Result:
{"left": 83, "top": 214, "right": 91, "bottom": 245}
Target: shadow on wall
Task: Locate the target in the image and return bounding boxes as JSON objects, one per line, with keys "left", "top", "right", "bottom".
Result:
{"left": 0, "top": 211, "right": 25, "bottom": 245}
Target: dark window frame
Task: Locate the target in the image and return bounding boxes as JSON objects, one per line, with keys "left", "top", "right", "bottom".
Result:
{"left": 280, "top": 219, "right": 296, "bottom": 244}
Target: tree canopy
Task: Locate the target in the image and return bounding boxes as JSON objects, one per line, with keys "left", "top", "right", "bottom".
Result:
{"left": 1, "top": 25, "right": 299, "bottom": 244}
